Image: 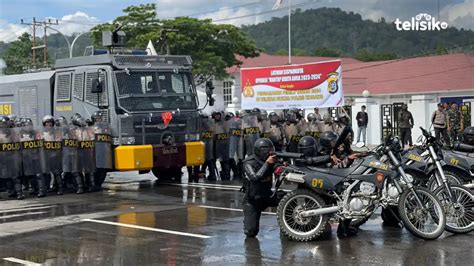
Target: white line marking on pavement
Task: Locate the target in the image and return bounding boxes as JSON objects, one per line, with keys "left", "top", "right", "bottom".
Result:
{"left": 0, "top": 205, "right": 57, "bottom": 214}
{"left": 162, "top": 183, "right": 241, "bottom": 191}
{"left": 3, "top": 257, "right": 42, "bottom": 266}
{"left": 82, "top": 219, "right": 212, "bottom": 239}
{"left": 198, "top": 205, "right": 276, "bottom": 215}
{"left": 0, "top": 211, "right": 48, "bottom": 219}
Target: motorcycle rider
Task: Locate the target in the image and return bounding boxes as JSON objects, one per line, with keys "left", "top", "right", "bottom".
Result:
{"left": 242, "top": 138, "right": 278, "bottom": 238}
{"left": 296, "top": 136, "right": 341, "bottom": 166}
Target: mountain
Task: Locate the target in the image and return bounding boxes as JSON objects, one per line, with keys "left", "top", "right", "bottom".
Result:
{"left": 241, "top": 8, "right": 474, "bottom": 60}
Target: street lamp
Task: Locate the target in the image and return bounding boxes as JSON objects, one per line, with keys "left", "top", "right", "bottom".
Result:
{"left": 70, "top": 32, "right": 90, "bottom": 58}
{"left": 45, "top": 25, "right": 90, "bottom": 58}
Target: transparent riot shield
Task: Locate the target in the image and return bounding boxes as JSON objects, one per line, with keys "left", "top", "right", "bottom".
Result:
{"left": 0, "top": 128, "right": 22, "bottom": 179}
{"left": 284, "top": 123, "right": 300, "bottom": 153}
{"left": 62, "top": 125, "right": 80, "bottom": 173}
{"left": 201, "top": 119, "right": 215, "bottom": 161}
{"left": 306, "top": 122, "right": 322, "bottom": 139}
{"left": 260, "top": 120, "right": 271, "bottom": 138}
{"left": 43, "top": 127, "right": 63, "bottom": 173}
{"left": 94, "top": 122, "right": 113, "bottom": 169}
{"left": 229, "top": 117, "right": 244, "bottom": 160}
{"left": 242, "top": 115, "right": 260, "bottom": 156}
{"left": 268, "top": 123, "right": 284, "bottom": 146}
{"left": 214, "top": 120, "right": 230, "bottom": 161}
{"left": 79, "top": 126, "right": 96, "bottom": 174}
{"left": 19, "top": 126, "right": 46, "bottom": 176}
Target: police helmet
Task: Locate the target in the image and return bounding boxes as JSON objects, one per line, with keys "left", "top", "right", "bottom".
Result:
{"left": 85, "top": 118, "right": 94, "bottom": 127}
{"left": 71, "top": 113, "right": 82, "bottom": 122}
{"left": 91, "top": 111, "right": 103, "bottom": 124}
{"left": 269, "top": 112, "right": 279, "bottom": 124}
{"left": 286, "top": 110, "right": 297, "bottom": 123}
{"left": 463, "top": 127, "right": 474, "bottom": 145}
{"left": 56, "top": 116, "right": 68, "bottom": 127}
{"left": 42, "top": 115, "right": 55, "bottom": 127}
{"left": 254, "top": 138, "right": 275, "bottom": 161}
{"left": 320, "top": 131, "right": 339, "bottom": 151}
{"left": 307, "top": 113, "right": 316, "bottom": 122}
{"left": 22, "top": 118, "right": 33, "bottom": 127}
{"left": 252, "top": 108, "right": 261, "bottom": 116}
{"left": 0, "top": 116, "right": 10, "bottom": 128}
{"left": 239, "top": 109, "right": 251, "bottom": 117}
{"left": 72, "top": 117, "right": 85, "bottom": 127}
{"left": 225, "top": 112, "right": 234, "bottom": 121}
{"left": 298, "top": 136, "right": 319, "bottom": 157}
{"left": 7, "top": 114, "right": 17, "bottom": 121}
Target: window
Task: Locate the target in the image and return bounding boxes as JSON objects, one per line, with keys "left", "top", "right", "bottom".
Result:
{"left": 56, "top": 73, "right": 72, "bottom": 102}
{"left": 73, "top": 73, "right": 84, "bottom": 100}
{"left": 85, "top": 72, "right": 108, "bottom": 106}
{"left": 223, "top": 81, "right": 233, "bottom": 106}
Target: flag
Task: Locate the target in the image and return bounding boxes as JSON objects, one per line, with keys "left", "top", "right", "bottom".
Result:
{"left": 146, "top": 40, "right": 158, "bottom": 55}
{"left": 272, "top": 0, "right": 284, "bottom": 10}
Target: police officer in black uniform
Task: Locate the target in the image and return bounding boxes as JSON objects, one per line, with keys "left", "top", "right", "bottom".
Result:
{"left": 296, "top": 136, "right": 337, "bottom": 166}
{"left": 242, "top": 138, "right": 278, "bottom": 238}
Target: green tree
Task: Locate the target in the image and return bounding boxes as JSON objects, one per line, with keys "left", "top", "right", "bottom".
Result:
{"left": 3, "top": 33, "right": 35, "bottom": 74}
{"left": 275, "top": 49, "right": 288, "bottom": 55}
{"left": 293, "top": 48, "right": 307, "bottom": 56}
{"left": 91, "top": 3, "right": 260, "bottom": 84}
{"left": 354, "top": 48, "right": 397, "bottom": 62}
{"left": 313, "top": 47, "right": 341, "bottom": 57}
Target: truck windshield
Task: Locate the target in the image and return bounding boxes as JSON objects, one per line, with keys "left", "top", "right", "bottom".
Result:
{"left": 115, "top": 71, "right": 197, "bottom": 111}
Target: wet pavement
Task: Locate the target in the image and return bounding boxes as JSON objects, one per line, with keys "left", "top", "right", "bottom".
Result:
{"left": 0, "top": 173, "right": 473, "bottom": 265}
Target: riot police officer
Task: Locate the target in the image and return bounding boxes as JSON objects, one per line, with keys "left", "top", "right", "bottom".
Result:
{"left": 92, "top": 111, "right": 112, "bottom": 189}
{"left": 200, "top": 113, "right": 217, "bottom": 181}
{"left": 241, "top": 109, "right": 260, "bottom": 157}
{"left": 228, "top": 112, "right": 243, "bottom": 180}
{"left": 267, "top": 112, "right": 285, "bottom": 151}
{"left": 1, "top": 116, "right": 23, "bottom": 199}
{"left": 42, "top": 115, "right": 64, "bottom": 195}
{"left": 213, "top": 111, "right": 231, "bottom": 181}
{"left": 306, "top": 113, "right": 323, "bottom": 139}
{"left": 242, "top": 138, "right": 278, "bottom": 238}
{"left": 284, "top": 109, "right": 301, "bottom": 153}
{"left": 321, "top": 113, "right": 337, "bottom": 133}
{"left": 64, "top": 115, "right": 85, "bottom": 194}
{"left": 319, "top": 131, "right": 339, "bottom": 155}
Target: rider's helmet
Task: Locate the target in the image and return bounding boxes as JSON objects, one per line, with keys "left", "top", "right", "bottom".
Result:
{"left": 298, "top": 136, "right": 319, "bottom": 157}
{"left": 463, "top": 127, "right": 474, "bottom": 145}
{"left": 254, "top": 138, "right": 275, "bottom": 161}
{"left": 319, "top": 131, "right": 338, "bottom": 152}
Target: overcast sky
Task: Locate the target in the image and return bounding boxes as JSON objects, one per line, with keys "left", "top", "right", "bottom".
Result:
{"left": 0, "top": 0, "right": 473, "bottom": 42}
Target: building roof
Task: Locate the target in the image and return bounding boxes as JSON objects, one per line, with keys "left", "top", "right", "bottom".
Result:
{"left": 229, "top": 53, "right": 473, "bottom": 96}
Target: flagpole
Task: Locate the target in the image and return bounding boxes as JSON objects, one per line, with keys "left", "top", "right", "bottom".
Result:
{"left": 288, "top": 0, "right": 292, "bottom": 64}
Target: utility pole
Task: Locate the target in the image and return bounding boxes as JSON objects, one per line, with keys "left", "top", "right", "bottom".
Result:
{"left": 21, "top": 17, "right": 58, "bottom": 68}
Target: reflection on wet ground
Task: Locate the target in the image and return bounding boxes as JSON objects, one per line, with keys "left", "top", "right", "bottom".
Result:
{"left": 0, "top": 180, "right": 472, "bottom": 265}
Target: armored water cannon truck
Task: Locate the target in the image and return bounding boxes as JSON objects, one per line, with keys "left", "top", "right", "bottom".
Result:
{"left": 0, "top": 30, "right": 210, "bottom": 180}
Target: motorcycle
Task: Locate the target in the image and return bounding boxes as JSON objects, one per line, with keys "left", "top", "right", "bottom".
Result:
{"left": 274, "top": 128, "right": 446, "bottom": 241}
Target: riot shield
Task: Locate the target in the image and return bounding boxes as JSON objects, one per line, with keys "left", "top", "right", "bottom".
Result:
{"left": 43, "top": 127, "right": 63, "bottom": 173}
{"left": 0, "top": 128, "right": 21, "bottom": 179}
{"left": 19, "top": 126, "right": 46, "bottom": 176}
{"left": 214, "top": 120, "right": 230, "bottom": 161}
{"left": 242, "top": 115, "right": 260, "bottom": 156}
{"left": 305, "top": 122, "right": 322, "bottom": 139}
{"left": 62, "top": 125, "right": 80, "bottom": 173}
{"left": 94, "top": 122, "right": 113, "bottom": 169}
{"left": 229, "top": 117, "right": 244, "bottom": 160}
{"left": 79, "top": 126, "right": 96, "bottom": 173}
{"left": 201, "top": 119, "right": 215, "bottom": 161}
{"left": 284, "top": 123, "right": 300, "bottom": 153}
{"left": 260, "top": 120, "right": 271, "bottom": 138}
{"left": 268, "top": 124, "right": 284, "bottom": 144}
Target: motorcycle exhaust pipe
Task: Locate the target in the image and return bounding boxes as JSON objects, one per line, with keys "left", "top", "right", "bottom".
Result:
{"left": 300, "top": 206, "right": 339, "bottom": 218}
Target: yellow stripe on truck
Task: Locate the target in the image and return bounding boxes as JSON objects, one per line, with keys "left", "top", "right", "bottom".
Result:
{"left": 115, "top": 145, "right": 153, "bottom": 171}
{"left": 185, "top": 141, "right": 205, "bottom": 166}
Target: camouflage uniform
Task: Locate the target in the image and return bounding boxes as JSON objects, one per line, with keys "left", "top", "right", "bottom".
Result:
{"left": 448, "top": 109, "right": 463, "bottom": 142}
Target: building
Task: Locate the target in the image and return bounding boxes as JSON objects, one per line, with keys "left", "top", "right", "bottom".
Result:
{"left": 212, "top": 52, "right": 474, "bottom": 145}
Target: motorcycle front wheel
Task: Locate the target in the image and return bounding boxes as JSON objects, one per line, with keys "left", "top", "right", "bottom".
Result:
{"left": 277, "top": 189, "right": 329, "bottom": 242}
{"left": 434, "top": 184, "right": 474, "bottom": 234}
{"left": 398, "top": 186, "right": 446, "bottom": 240}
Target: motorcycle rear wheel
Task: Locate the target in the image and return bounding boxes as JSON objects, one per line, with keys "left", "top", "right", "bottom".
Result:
{"left": 434, "top": 184, "right": 474, "bottom": 234}
{"left": 277, "top": 189, "right": 329, "bottom": 242}
{"left": 398, "top": 186, "right": 446, "bottom": 240}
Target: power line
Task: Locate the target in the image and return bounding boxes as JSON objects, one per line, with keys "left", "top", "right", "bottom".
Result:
{"left": 160, "top": 1, "right": 263, "bottom": 19}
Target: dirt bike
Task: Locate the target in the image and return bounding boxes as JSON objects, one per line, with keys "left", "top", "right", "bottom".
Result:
{"left": 273, "top": 128, "right": 446, "bottom": 241}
